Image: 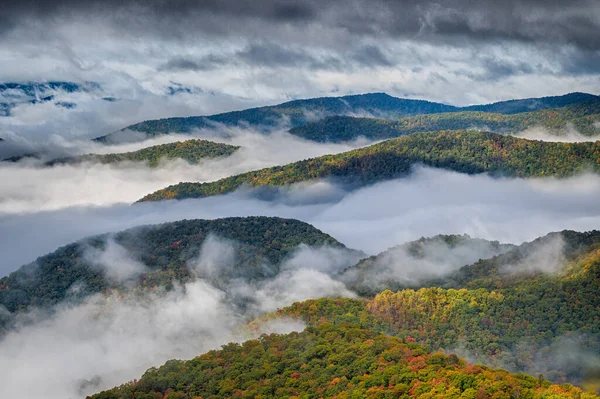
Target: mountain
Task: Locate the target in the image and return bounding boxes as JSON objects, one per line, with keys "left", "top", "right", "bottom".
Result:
{"left": 94, "top": 92, "right": 599, "bottom": 143}
{"left": 338, "top": 234, "right": 516, "bottom": 295}
{"left": 54, "top": 139, "right": 239, "bottom": 167}
{"left": 0, "top": 217, "right": 348, "bottom": 323}
{"left": 94, "top": 92, "right": 458, "bottom": 143}
{"left": 463, "top": 92, "right": 599, "bottom": 114}
{"left": 290, "top": 98, "right": 600, "bottom": 142}
{"left": 432, "top": 229, "right": 600, "bottom": 290}
{"left": 88, "top": 323, "right": 595, "bottom": 399}
{"left": 0, "top": 81, "right": 105, "bottom": 116}
{"left": 138, "top": 130, "right": 600, "bottom": 202}
{"left": 265, "top": 230, "right": 600, "bottom": 386}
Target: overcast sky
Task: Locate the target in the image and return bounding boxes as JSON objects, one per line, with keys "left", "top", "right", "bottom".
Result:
{"left": 0, "top": 0, "right": 599, "bottom": 113}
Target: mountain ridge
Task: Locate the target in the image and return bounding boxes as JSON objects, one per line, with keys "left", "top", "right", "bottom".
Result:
{"left": 94, "top": 91, "right": 599, "bottom": 143}
{"left": 137, "top": 130, "right": 600, "bottom": 203}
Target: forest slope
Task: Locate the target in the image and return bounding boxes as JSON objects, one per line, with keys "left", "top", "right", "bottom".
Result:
{"left": 63, "top": 139, "right": 238, "bottom": 167}
{"left": 290, "top": 98, "right": 600, "bottom": 142}
{"left": 95, "top": 92, "right": 457, "bottom": 143}
{"left": 95, "top": 92, "right": 599, "bottom": 143}
{"left": 138, "top": 130, "right": 600, "bottom": 202}
{"left": 266, "top": 230, "right": 600, "bottom": 385}
{"left": 88, "top": 323, "right": 596, "bottom": 399}
{"left": 0, "top": 217, "right": 346, "bottom": 318}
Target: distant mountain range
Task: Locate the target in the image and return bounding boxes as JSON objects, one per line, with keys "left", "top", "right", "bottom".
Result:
{"left": 290, "top": 97, "right": 600, "bottom": 142}
{"left": 138, "top": 130, "right": 600, "bottom": 203}
{"left": 95, "top": 91, "right": 599, "bottom": 143}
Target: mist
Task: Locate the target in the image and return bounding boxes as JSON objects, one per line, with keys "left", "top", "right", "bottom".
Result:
{"left": 0, "top": 79, "right": 269, "bottom": 147}
{"left": 0, "top": 128, "right": 369, "bottom": 213}
{"left": 502, "top": 234, "right": 567, "bottom": 275}
{"left": 514, "top": 125, "right": 600, "bottom": 142}
{"left": 339, "top": 235, "right": 513, "bottom": 291}
{"left": 0, "top": 236, "right": 359, "bottom": 399}
{"left": 3, "top": 166, "right": 600, "bottom": 275}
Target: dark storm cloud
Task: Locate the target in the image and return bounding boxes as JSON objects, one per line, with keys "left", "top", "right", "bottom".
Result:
{"left": 158, "top": 43, "right": 391, "bottom": 72}
{"left": 158, "top": 55, "right": 228, "bottom": 72}
{"left": 237, "top": 43, "right": 317, "bottom": 68}
{"left": 559, "top": 49, "right": 600, "bottom": 76}
{"left": 479, "top": 57, "right": 536, "bottom": 81}
{"left": 350, "top": 45, "right": 394, "bottom": 68}
{"left": 1, "top": 0, "right": 599, "bottom": 50}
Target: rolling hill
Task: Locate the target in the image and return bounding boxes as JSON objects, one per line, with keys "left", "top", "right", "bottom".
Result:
{"left": 94, "top": 92, "right": 457, "bottom": 143}
{"left": 59, "top": 139, "right": 239, "bottom": 167}
{"left": 338, "top": 234, "right": 516, "bottom": 295}
{"left": 463, "top": 92, "right": 598, "bottom": 114}
{"left": 289, "top": 98, "right": 600, "bottom": 142}
{"left": 94, "top": 92, "right": 599, "bottom": 143}
{"left": 88, "top": 323, "right": 596, "bottom": 399}
{"left": 263, "top": 230, "right": 600, "bottom": 386}
{"left": 0, "top": 217, "right": 350, "bottom": 324}
{"left": 137, "top": 130, "right": 600, "bottom": 202}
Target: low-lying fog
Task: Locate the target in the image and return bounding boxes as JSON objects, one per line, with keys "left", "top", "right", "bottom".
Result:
{"left": 2, "top": 166, "right": 600, "bottom": 273}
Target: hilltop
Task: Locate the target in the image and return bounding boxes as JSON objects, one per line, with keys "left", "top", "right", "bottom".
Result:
{"left": 290, "top": 97, "right": 600, "bottom": 142}
{"left": 0, "top": 217, "right": 349, "bottom": 321}
{"left": 55, "top": 139, "right": 239, "bottom": 167}
{"left": 94, "top": 92, "right": 599, "bottom": 143}
{"left": 264, "top": 230, "right": 600, "bottom": 385}
{"left": 138, "top": 130, "right": 600, "bottom": 202}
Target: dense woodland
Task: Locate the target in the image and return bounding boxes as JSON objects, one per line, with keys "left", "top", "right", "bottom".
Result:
{"left": 88, "top": 323, "right": 597, "bottom": 399}
{"left": 260, "top": 230, "right": 600, "bottom": 386}
{"left": 95, "top": 92, "right": 598, "bottom": 143}
{"left": 61, "top": 139, "right": 239, "bottom": 167}
{"left": 0, "top": 217, "right": 345, "bottom": 330}
{"left": 3, "top": 214, "right": 600, "bottom": 393}
{"left": 139, "top": 130, "right": 600, "bottom": 202}
{"left": 289, "top": 98, "right": 600, "bottom": 142}
{"left": 94, "top": 93, "right": 460, "bottom": 142}
{"left": 338, "top": 234, "right": 516, "bottom": 295}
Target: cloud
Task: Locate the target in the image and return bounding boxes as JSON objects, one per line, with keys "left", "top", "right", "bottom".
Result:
{"left": 192, "top": 234, "right": 238, "bottom": 280}
{"left": 514, "top": 124, "right": 600, "bottom": 142}
{"left": 4, "top": 166, "right": 600, "bottom": 276}
{"left": 340, "top": 234, "right": 512, "bottom": 291}
{"left": 83, "top": 239, "right": 148, "bottom": 283}
{"left": 0, "top": 0, "right": 597, "bottom": 111}
{"left": 502, "top": 234, "right": 566, "bottom": 275}
{"left": 0, "top": 128, "right": 369, "bottom": 212}
{"left": 2, "top": 1, "right": 599, "bottom": 50}
{"left": 0, "top": 231, "right": 356, "bottom": 399}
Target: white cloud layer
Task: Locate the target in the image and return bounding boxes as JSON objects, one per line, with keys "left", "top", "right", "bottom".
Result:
{"left": 0, "top": 129, "right": 369, "bottom": 213}
{"left": 3, "top": 166, "right": 600, "bottom": 275}
{"left": 0, "top": 239, "right": 358, "bottom": 399}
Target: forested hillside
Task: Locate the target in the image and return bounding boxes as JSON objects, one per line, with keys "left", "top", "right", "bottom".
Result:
{"left": 95, "top": 93, "right": 457, "bottom": 143}
{"left": 88, "top": 323, "right": 596, "bottom": 399}
{"left": 290, "top": 98, "right": 600, "bottom": 142}
{"left": 95, "top": 92, "right": 599, "bottom": 143}
{"left": 61, "top": 139, "right": 239, "bottom": 167}
{"left": 338, "top": 234, "right": 515, "bottom": 295}
{"left": 262, "top": 230, "right": 600, "bottom": 386}
{"left": 0, "top": 217, "right": 346, "bottom": 320}
{"left": 463, "top": 92, "right": 598, "bottom": 114}
{"left": 138, "top": 130, "right": 600, "bottom": 202}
